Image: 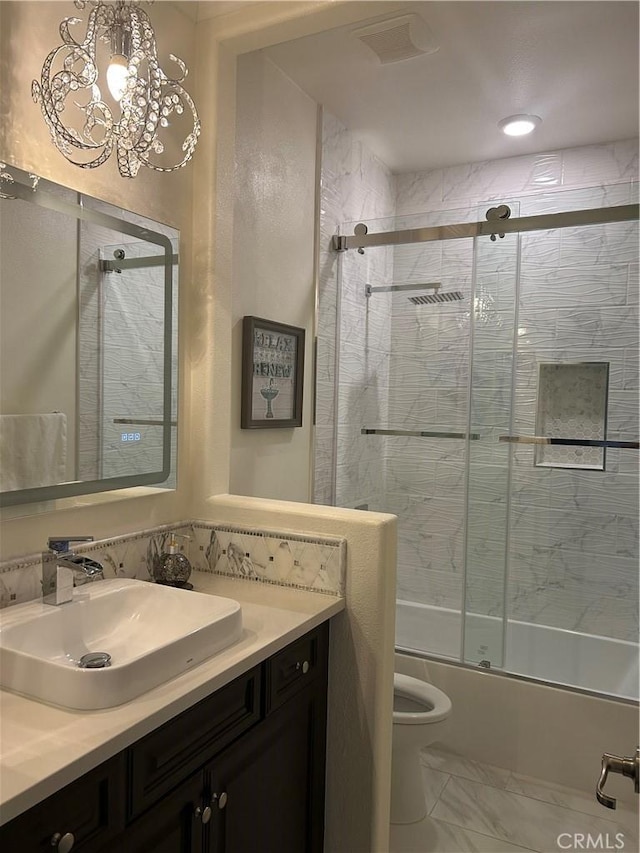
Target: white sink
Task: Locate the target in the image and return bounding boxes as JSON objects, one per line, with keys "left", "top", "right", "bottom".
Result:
{"left": 0, "top": 578, "right": 242, "bottom": 710}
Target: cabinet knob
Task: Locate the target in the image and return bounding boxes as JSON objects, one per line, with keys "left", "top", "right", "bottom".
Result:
{"left": 212, "top": 791, "right": 228, "bottom": 810}
{"left": 194, "top": 805, "right": 212, "bottom": 824}
{"left": 296, "top": 660, "right": 310, "bottom": 674}
{"left": 50, "top": 833, "right": 75, "bottom": 853}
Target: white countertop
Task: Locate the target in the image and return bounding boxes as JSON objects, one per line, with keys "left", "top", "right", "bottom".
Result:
{"left": 0, "top": 572, "right": 344, "bottom": 825}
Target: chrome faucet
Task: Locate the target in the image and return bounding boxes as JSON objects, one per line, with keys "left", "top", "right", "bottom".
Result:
{"left": 42, "top": 536, "right": 105, "bottom": 606}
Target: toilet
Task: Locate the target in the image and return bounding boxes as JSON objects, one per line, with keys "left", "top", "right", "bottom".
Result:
{"left": 391, "top": 673, "right": 452, "bottom": 824}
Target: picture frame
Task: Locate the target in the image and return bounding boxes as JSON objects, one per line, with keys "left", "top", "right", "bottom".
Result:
{"left": 241, "top": 316, "right": 305, "bottom": 429}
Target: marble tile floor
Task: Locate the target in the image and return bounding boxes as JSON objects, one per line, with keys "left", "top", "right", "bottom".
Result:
{"left": 390, "top": 747, "right": 639, "bottom": 853}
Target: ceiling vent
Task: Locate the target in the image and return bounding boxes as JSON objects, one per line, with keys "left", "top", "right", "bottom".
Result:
{"left": 352, "top": 14, "right": 439, "bottom": 64}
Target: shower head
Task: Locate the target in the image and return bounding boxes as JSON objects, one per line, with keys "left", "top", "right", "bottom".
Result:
{"left": 409, "top": 291, "right": 464, "bottom": 305}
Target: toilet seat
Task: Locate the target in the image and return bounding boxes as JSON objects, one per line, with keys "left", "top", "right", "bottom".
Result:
{"left": 393, "top": 673, "right": 452, "bottom": 724}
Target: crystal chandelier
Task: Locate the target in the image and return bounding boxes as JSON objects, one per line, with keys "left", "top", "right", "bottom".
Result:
{"left": 32, "top": 0, "right": 200, "bottom": 178}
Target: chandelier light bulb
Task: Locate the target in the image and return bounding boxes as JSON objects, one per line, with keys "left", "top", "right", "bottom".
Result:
{"left": 32, "top": 0, "right": 201, "bottom": 178}
{"left": 498, "top": 114, "right": 541, "bottom": 137}
{"left": 106, "top": 54, "right": 129, "bottom": 102}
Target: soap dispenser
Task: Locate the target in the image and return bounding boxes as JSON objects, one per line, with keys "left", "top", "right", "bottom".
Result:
{"left": 153, "top": 533, "right": 192, "bottom": 589}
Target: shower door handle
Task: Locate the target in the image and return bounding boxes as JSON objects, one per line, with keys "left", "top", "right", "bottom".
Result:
{"left": 596, "top": 748, "right": 639, "bottom": 809}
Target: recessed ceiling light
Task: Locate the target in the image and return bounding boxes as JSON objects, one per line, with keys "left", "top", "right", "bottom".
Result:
{"left": 498, "top": 115, "right": 541, "bottom": 137}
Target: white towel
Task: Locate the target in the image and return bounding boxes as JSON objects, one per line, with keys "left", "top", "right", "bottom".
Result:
{"left": 0, "top": 413, "right": 67, "bottom": 491}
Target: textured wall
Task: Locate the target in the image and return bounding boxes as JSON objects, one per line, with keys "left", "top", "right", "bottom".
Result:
{"left": 314, "top": 111, "right": 396, "bottom": 506}
{"left": 229, "top": 52, "right": 317, "bottom": 502}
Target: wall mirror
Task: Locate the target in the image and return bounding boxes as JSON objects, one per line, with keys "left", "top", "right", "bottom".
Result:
{"left": 0, "top": 163, "right": 178, "bottom": 507}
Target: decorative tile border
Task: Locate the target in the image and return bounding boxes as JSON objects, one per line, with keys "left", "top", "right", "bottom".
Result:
{"left": 0, "top": 522, "right": 184, "bottom": 577}
{"left": 188, "top": 522, "right": 346, "bottom": 596}
{"left": 0, "top": 520, "right": 346, "bottom": 608}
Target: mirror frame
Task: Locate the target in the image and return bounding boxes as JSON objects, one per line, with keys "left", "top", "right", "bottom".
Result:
{"left": 0, "top": 166, "right": 175, "bottom": 507}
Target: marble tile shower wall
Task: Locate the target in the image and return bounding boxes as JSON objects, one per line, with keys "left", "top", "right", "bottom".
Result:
{"left": 335, "top": 244, "right": 393, "bottom": 509}
{"left": 394, "top": 140, "right": 638, "bottom": 216}
{"left": 509, "top": 209, "right": 638, "bottom": 641}
{"left": 391, "top": 138, "right": 639, "bottom": 642}
{"left": 384, "top": 236, "right": 475, "bottom": 613}
{"left": 0, "top": 522, "right": 346, "bottom": 607}
{"left": 318, "top": 128, "right": 637, "bottom": 642}
{"left": 314, "top": 111, "right": 395, "bottom": 506}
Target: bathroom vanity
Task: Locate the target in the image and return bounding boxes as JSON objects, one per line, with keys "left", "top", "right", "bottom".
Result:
{"left": 0, "top": 574, "right": 342, "bottom": 853}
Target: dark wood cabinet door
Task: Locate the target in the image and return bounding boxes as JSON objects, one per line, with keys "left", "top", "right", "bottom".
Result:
{"left": 127, "top": 666, "right": 261, "bottom": 820}
{"left": 207, "top": 680, "right": 327, "bottom": 853}
{"left": 123, "top": 771, "right": 205, "bottom": 853}
{"left": 0, "top": 754, "right": 125, "bottom": 853}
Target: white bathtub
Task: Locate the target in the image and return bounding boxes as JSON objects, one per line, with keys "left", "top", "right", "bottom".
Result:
{"left": 396, "top": 599, "right": 639, "bottom": 701}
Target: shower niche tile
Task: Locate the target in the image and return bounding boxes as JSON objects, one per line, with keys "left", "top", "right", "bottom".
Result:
{"left": 535, "top": 362, "right": 609, "bottom": 470}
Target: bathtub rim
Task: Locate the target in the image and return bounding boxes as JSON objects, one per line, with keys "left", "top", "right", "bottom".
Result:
{"left": 395, "top": 644, "right": 640, "bottom": 707}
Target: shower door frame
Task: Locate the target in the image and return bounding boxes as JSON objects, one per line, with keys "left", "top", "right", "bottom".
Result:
{"left": 331, "top": 197, "right": 639, "bottom": 680}
{"left": 332, "top": 203, "right": 639, "bottom": 252}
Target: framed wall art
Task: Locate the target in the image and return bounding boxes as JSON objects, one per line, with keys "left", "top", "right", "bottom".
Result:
{"left": 241, "top": 316, "right": 305, "bottom": 429}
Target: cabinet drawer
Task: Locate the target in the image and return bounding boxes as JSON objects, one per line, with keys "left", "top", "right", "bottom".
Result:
{"left": 128, "top": 665, "right": 261, "bottom": 820}
{"left": 266, "top": 622, "right": 329, "bottom": 712}
{"left": 0, "top": 753, "right": 125, "bottom": 853}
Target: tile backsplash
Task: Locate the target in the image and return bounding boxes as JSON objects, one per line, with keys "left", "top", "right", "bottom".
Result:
{"left": 189, "top": 523, "right": 346, "bottom": 594}
{"left": 0, "top": 522, "right": 346, "bottom": 608}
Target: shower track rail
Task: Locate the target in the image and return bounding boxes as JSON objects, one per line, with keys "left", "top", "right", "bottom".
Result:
{"left": 499, "top": 435, "right": 639, "bottom": 449}
{"left": 333, "top": 203, "right": 639, "bottom": 250}
{"left": 362, "top": 428, "right": 480, "bottom": 440}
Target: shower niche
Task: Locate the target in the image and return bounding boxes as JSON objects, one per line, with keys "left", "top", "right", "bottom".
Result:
{"left": 534, "top": 362, "right": 609, "bottom": 470}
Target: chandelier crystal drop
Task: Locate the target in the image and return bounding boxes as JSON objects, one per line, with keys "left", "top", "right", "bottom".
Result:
{"left": 32, "top": 0, "right": 201, "bottom": 178}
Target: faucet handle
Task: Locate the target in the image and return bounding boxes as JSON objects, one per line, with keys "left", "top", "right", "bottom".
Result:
{"left": 47, "top": 536, "right": 94, "bottom": 553}
{"left": 596, "top": 748, "right": 640, "bottom": 809}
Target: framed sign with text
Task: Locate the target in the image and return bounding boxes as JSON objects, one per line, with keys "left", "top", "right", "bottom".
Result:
{"left": 241, "top": 316, "right": 305, "bottom": 429}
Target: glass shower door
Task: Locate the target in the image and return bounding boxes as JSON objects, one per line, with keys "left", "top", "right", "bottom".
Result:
{"left": 333, "top": 208, "right": 479, "bottom": 662}
{"left": 501, "top": 202, "right": 639, "bottom": 699}
{"left": 463, "top": 225, "right": 520, "bottom": 669}
{"left": 462, "top": 183, "right": 639, "bottom": 699}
